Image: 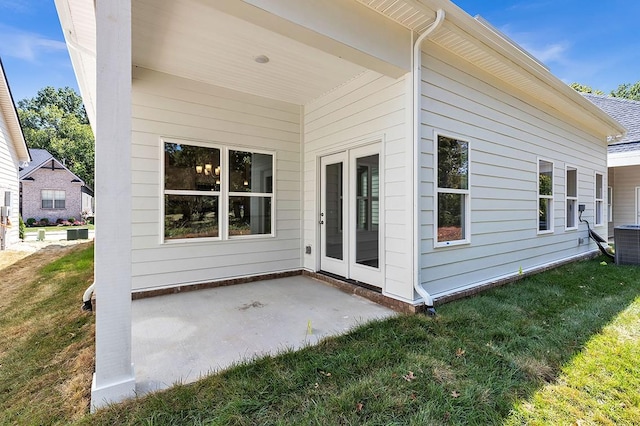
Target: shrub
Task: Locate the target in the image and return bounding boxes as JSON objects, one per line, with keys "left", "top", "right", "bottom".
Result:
{"left": 39, "top": 218, "right": 49, "bottom": 226}
{"left": 68, "top": 217, "right": 76, "bottom": 223}
{"left": 26, "top": 218, "right": 36, "bottom": 227}
{"left": 19, "top": 216, "right": 25, "bottom": 239}
{"left": 56, "top": 218, "right": 64, "bottom": 225}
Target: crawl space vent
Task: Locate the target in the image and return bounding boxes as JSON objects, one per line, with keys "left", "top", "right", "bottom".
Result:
{"left": 614, "top": 225, "right": 640, "bottom": 265}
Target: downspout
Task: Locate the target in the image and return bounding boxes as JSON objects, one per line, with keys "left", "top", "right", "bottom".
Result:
{"left": 412, "top": 9, "right": 445, "bottom": 315}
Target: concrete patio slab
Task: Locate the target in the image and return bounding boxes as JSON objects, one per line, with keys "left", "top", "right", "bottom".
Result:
{"left": 132, "top": 275, "right": 395, "bottom": 394}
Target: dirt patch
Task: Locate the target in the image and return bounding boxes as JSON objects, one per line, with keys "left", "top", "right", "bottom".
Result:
{"left": 0, "top": 242, "right": 92, "bottom": 311}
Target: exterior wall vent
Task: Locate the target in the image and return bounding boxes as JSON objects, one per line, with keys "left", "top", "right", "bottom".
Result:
{"left": 614, "top": 225, "right": 640, "bottom": 265}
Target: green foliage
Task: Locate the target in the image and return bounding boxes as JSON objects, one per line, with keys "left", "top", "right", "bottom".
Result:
{"left": 569, "top": 82, "right": 605, "bottom": 95}
{"left": 18, "top": 216, "right": 25, "bottom": 239}
{"left": 17, "top": 87, "right": 95, "bottom": 189}
{"left": 26, "top": 217, "right": 36, "bottom": 226}
{"left": 610, "top": 81, "right": 640, "bottom": 101}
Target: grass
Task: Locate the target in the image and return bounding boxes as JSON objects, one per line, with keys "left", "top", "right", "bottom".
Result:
{"left": 82, "top": 256, "right": 639, "bottom": 425}
{"left": 0, "top": 243, "right": 95, "bottom": 425}
{"left": 24, "top": 224, "right": 95, "bottom": 233}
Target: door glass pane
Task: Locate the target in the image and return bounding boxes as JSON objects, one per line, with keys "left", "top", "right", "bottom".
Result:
{"left": 355, "top": 154, "right": 379, "bottom": 268}
{"left": 325, "top": 162, "right": 343, "bottom": 260}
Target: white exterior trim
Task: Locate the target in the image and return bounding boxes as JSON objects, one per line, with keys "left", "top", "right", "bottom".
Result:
{"left": 91, "top": 0, "right": 135, "bottom": 411}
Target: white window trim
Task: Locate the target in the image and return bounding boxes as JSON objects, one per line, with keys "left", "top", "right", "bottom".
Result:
{"left": 607, "top": 186, "right": 613, "bottom": 223}
{"left": 595, "top": 172, "right": 604, "bottom": 227}
{"left": 161, "top": 138, "right": 276, "bottom": 243}
{"left": 537, "top": 158, "right": 554, "bottom": 235}
{"left": 434, "top": 131, "right": 471, "bottom": 248}
{"left": 565, "top": 165, "right": 578, "bottom": 231}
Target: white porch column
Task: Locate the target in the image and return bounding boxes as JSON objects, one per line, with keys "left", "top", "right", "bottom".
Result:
{"left": 91, "top": 0, "right": 135, "bottom": 411}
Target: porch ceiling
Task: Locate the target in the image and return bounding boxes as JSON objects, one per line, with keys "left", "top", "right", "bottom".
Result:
{"left": 132, "top": 0, "right": 368, "bottom": 106}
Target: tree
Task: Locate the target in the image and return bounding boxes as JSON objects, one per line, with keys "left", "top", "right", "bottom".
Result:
{"left": 569, "top": 83, "right": 605, "bottom": 95}
{"left": 17, "top": 87, "right": 95, "bottom": 189}
{"left": 610, "top": 81, "right": 640, "bottom": 101}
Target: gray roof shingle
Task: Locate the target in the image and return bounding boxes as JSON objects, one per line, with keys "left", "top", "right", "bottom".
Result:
{"left": 19, "top": 148, "right": 54, "bottom": 178}
{"left": 582, "top": 94, "right": 640, "bottom": 146}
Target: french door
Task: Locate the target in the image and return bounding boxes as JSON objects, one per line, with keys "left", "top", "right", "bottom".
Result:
{"left": 320, "top": 144, "right": 382, "bottom": 287}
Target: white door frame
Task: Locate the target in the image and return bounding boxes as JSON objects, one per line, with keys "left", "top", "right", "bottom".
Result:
{"left": 320, "top": 152, "right": 348, "bottom": 277}
{"left": 319, "top": 143, "right": 383, "bottom": 287}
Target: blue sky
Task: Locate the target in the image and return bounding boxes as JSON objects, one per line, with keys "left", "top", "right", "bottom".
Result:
{"left": 1, "top": 0, "right": 639, "bottom": 102}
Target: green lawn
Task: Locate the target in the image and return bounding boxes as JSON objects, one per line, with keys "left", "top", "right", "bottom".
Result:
{"left": 1, "top": 247, "right": 638, "bottom": 425}
{"left": 24, "top": 224, "right": 95, "bottom": 233}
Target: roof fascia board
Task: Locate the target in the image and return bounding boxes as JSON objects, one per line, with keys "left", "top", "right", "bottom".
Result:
{"left": 211, "top": 0, "right": 411, "bottom": 78}
{"left": 418, "top": 0, "right": 625, "bottom": 138}
{"left": 20, "top": 156, "right": 85, "bottom": 184}
{"left": 609, "top": 152, "right": 640, "bottom": 167}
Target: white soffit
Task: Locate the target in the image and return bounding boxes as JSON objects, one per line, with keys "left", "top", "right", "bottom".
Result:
{"left": 355, "top": 0, "right": 438, "bottom": 32}
{"left": 133, "top": 0, "right": 368, "bottom": 106}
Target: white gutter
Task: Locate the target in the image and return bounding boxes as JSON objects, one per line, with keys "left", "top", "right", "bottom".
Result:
{"left": 412, "top": 9, "right": 445, "bottom": 312}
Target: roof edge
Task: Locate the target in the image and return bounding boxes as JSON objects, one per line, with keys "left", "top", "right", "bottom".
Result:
{"left": 0, "top": 58, "right": 30, "bottom": 163}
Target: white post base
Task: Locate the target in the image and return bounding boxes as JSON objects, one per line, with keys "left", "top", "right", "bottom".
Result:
{"left": 90, "top": 365, "right": 136, "bottom": 412}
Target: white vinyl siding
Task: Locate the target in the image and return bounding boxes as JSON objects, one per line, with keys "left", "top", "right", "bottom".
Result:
{"left": 131, "top": 68, "right": 300, "bottom": 291}
{"left": 0, "top": 110, "right": 21, "bottom": 247}
{"left": 303, "top": 71, "right": 411, "bottom": 300}
{"left": 418, "top": 42, "right": 608, "bottom": 299}
{"left": 609, "top": 165, "right": 640, "bottom": 229}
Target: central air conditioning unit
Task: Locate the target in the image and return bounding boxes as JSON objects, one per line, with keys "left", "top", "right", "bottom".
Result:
{"left": 614, "top": 225, "right": 640, "bottom": 265}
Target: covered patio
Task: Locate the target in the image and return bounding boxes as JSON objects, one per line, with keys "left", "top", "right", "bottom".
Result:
{"left": 132, "top": 275, "right": 395, "bottom": 394}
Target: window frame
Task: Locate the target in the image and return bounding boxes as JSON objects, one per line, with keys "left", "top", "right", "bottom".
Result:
{"left": 161, "top": 138, "right": 275, "bottom": 243}
{"left": 226, "top": 147, "right": 275, "bottom": 240}
{"left": 595, "top": 172, "right": 604, "bottom": 226}
{"left": 41, "top": 190, "right": 66, "bottom": 210}
{"left": 537, "top": 158, "right": 554, "bottom": 234}
{"left": 434, "top": 132, "right": 471, "bottom": 248}
{"left": 565, "top": 165, "right": 578, "bottom": 231}
{"left": 607, "top": 186, "right": 613, "bottom": 223}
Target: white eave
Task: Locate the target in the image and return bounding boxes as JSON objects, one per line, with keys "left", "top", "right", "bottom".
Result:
{"left": 55, "top": 0, "right": 626, "bottom": 140}
{"left": 54, "top": 0, "right": 97, "bottom": 133}
{"left": 0, "top": 59, "right": 30, "bottom": 163}
{"left": 355, "top": 0, "right": 626, "bottom": 140}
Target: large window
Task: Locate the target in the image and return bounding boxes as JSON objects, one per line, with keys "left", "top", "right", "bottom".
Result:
{"left": 41, "top": 190, "right": 65, "bottom": 209}
{"left": 436, "top": 134, "right": 469, "bottom": 246}
{"left": 595, "top": 173, "right": 604, "bottom": 226}
{"left": 538, "top": 159, "right": 553, "bottom": 233}
{"left": 566, "top": 166, "right": 578, "bottom": 230}
{"left": 163, "top": 141, "right": 274, "bottom": 241}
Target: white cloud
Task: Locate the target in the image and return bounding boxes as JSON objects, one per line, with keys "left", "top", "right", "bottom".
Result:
{"left": 0, "top": 24, "right": 67, "bottom": 62}
{"left": 521, "top": 42, "right": 569, "bottom": 64}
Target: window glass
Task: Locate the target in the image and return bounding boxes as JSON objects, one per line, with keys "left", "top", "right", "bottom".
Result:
{"left": 165, "top": 143, "right": 221, "bottom": 192}
{"left": 438, "top": 193, "right": 466, "bottom": 242}
{"left": 228, "top": 196, "right": 271, "bottom": 236}
{"left": 165, "top": 195, "right": 219, "bottom": 239}
{"left": 438, "top": 136, "right": 468, "bottom": 190}
{"left": 229, "top": 151, "right": 273, "bottom": 193}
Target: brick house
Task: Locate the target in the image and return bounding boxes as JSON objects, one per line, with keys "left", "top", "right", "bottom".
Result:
{"left": 20, "top": 148, "right": 93, "bottom": 223}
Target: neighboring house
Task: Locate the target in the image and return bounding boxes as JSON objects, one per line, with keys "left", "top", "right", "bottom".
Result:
{"left": 55, "top": 0, "right": 625, "bottom": 408}
{"left": 0, "top": 58, "right": 30, "bottom": 250}
{"left": 19, "top": 148, "right": 93, "bottom": 223}
{"left": 582, "top": 94, "right": 640, "bottom": 237}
